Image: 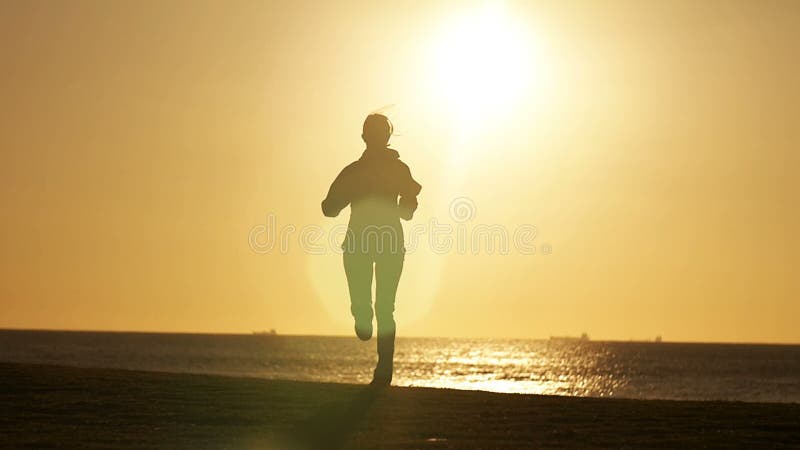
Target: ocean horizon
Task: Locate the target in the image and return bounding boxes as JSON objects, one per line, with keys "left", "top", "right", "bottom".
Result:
{"left": 2, "top": 329, "right": 798, "bottom": 404}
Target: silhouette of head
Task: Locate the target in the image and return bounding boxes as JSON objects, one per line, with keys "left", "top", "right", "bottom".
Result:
{"left": 362, "top": 114, "right": 393, "bottom": 148}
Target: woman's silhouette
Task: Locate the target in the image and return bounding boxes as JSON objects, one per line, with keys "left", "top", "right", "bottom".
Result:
{"left": 321, "top": 114, "right": 421, "bottom": 386}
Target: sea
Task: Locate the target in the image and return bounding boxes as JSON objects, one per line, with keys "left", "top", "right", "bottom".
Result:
{"left": 1, "top": 330, "right": 798, "bottom": 404}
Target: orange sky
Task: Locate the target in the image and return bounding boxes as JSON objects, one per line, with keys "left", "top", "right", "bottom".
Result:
{"left": 1, "top": 0, "right": 798, "bottom": 343}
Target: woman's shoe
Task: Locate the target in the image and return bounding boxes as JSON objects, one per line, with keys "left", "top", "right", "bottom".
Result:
{"left": 370, "top": 364, "right": 392, "bottom": 386}
{"left": 354, "top": 317, "right": 373, "bottom": 341}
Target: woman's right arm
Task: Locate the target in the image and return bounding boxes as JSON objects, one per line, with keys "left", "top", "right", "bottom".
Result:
{"left": 398, "top": 164, "right": 421, "bottom": 221}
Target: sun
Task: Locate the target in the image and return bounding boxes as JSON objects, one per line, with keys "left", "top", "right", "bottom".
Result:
{"left": 429, "top": 4, "right": 538, "bottom": 128}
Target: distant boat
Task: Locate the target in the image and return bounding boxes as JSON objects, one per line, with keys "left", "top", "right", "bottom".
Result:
{"left": 550, "top": 332, "right": 590, "bottom": 342}
{"left": 252, "top": 329, "right": 277, "bottom": 336}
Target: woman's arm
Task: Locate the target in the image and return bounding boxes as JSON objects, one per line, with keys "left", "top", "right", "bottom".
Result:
{"left": 398, "top": 164, "right": 421, "bottom": 221}
{"left": 321, "top": 167, "right": 352, "bottom": 217}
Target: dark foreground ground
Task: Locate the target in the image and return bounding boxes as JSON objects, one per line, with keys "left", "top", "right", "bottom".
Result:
{"left": 1, "top": 363, "right": 798, "bottom": 449}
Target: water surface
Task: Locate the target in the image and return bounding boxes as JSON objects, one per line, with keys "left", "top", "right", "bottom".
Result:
{"left": 1, "top": 330, "right": 797, "bottom": 403}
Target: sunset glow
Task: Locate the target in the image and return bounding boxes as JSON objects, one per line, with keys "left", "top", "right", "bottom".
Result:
{"left": 0, "top": 1, "right": 798, "bottom": 344}
{"left": 429, "top": 4, "right": 540, "bottom": 129}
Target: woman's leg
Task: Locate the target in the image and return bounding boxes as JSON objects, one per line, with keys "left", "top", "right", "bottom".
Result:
{"left": 343, "top": 252, "right": 374, "bottom": 340}
{"left": 373, "top": 252, "right": 404, "bottom": 383}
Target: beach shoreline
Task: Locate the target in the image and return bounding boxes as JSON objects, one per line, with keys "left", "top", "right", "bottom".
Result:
{"left": 1, "top": 362, "right": 798, "bottom": 449}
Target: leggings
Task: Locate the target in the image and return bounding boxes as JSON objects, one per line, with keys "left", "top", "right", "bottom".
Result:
{"left": 343, "top": 251, "right": 404, "bottom": 369}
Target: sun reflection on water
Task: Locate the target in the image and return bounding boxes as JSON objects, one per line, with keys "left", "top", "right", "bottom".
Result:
{"left": 393, "top": 340, "right": 630, "bottom": 397}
